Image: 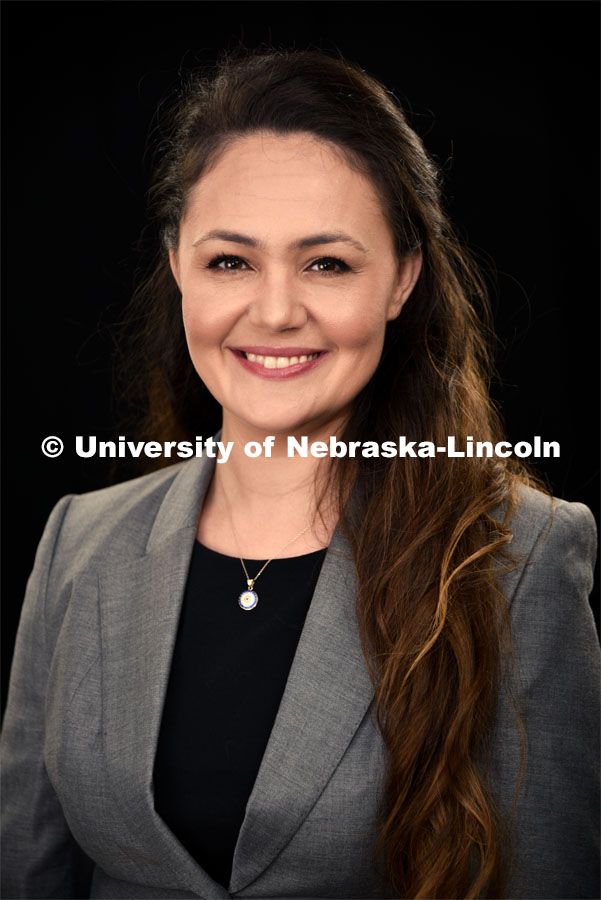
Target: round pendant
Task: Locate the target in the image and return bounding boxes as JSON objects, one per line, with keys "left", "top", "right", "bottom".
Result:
{"left": 238, "top": 589, "right": 259, "bottom": 611}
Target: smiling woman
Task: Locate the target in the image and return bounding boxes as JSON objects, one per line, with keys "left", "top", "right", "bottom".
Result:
{"left": 1, "top": 48, "right": 599, "bottom": 900}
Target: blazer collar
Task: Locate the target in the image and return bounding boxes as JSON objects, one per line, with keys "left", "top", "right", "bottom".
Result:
{"left": 98, "top": 455, "right": 374, "bottom": 897}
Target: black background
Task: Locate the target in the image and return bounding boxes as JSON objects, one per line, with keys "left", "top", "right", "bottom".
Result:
{"left": 2, "top": 0, "right": 599, "bottom": 713}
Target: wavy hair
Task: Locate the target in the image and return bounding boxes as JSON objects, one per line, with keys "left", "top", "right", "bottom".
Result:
{"left": 117, "top": 48, "right": 544, "bottom": 898}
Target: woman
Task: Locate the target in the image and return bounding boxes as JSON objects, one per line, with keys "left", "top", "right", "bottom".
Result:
{"left": 1, "top": 48, "right": 599, "bottom": 900}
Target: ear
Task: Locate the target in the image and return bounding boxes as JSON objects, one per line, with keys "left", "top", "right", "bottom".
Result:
{"left": 168, "top": 249, "right": 182, "bottom": 292}
{"left": 387, "top": 248, "right": 423, "bottom": 321}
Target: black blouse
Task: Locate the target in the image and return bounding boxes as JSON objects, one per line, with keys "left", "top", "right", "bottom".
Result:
{"left": 152, "top": 540, "right": 327, "bottom": 888}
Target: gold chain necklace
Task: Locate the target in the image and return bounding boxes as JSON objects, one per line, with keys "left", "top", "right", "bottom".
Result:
{"left": 222, "top": 488, "right": 313, "bottom": 610}
{"left": 237, "top": 522, "right": 313, "bottom": 610}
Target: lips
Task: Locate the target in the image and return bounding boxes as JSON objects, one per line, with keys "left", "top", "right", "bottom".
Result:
{"left": 243, "top": 351, "right": 320, "bottom": 369}
{"left": 230, "top": 346, "right": 327, "bottom": 378}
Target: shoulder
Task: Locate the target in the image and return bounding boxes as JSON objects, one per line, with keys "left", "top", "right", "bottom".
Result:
{"left": 508, "top": 481, "right": 597, "bottom": 545}
{"left": 496, "top": 483, "right": 599, "bottom": 674}
{"left": 53, "top": 462, "right": 188, "bottom": 551}
{"left": 36, "top": 458, "right": 211, "bottom": 589}
{"left": 501, "top": 482, "right": 597, "bottom": 600}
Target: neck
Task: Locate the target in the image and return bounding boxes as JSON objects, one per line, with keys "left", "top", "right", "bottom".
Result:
{"left": 197, "top": 417, "right": 343, "bottom": 558}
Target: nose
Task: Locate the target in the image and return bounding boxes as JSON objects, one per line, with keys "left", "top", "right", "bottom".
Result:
{"left": 247, "top": 271, "right": 308, "bottom": 331}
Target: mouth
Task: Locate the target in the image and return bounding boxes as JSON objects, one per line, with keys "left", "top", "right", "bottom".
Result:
{"left": 230, "top": 346, "right": 327, "bottom": 378}
{"left": 241, "top": 351, "right": 320, "bottom": 369}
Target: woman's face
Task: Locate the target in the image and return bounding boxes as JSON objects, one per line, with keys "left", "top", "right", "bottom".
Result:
{"left": 170, "top": 132, "right": 422, "bottom": 439}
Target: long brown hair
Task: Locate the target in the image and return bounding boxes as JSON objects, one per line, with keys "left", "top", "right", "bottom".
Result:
{"left": 118, "top": 48, "right": 544, "bottom": 898}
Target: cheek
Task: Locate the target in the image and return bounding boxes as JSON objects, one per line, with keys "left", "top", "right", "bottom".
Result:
{"left": 322, "top": 303, "right": 388, "bottom": 355}
{"left": 181, "top": 297, "right": 232, "bottom": 403}
{"left": 181, "top": 294, "right": 235, "bottom": 350}
{"left": 322, "top": 277, "right": 396, "bottom": 348}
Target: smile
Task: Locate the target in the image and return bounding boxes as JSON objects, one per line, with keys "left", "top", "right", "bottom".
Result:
{"left": 230, "top": 347, "right": 326, "bottom": 379}
{"left": 243, "top": 352, "right": 320, "bottom": 369}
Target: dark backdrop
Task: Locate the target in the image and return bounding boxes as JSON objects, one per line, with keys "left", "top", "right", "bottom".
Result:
{"left": 2, "top": 0, "right": 599, "bottom": 714}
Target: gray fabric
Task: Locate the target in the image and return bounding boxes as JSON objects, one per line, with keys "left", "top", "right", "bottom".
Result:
{"left": 1, "top": 457, "right": 599, "bottom": 900}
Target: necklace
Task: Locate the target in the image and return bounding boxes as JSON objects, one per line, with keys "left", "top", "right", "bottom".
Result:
{"left": 237, "top": 522, "right": 313, "bottom": 610}
{"left": 223, "top": 490, "right": 313, "bottom": 610}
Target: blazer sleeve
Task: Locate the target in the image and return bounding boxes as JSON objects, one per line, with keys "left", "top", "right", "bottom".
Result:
{"left": 503, "top": 497, "right": 600, "bottom": 900}
{"left": 1, "top": 496, "right": 94, "bottom": 899}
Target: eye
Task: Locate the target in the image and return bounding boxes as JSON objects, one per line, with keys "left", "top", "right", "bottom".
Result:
{"left": 206, "top": 254, "right": 250, "bottom": 272}
{"left": 308, "top": 256, "right": 351, "bottom": 275}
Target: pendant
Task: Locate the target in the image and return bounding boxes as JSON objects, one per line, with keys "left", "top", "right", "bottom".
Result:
{"left": 238, "top": 588, "right": 258, "bottom": 611}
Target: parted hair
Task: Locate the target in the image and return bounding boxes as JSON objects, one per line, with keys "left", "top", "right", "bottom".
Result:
{"left": 118, "top": 47, "right": 543, "bottom": 898}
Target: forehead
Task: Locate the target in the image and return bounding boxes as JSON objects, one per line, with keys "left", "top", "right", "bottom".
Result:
{"left": 182, "top": 132, "right": 391, "bottom": 245}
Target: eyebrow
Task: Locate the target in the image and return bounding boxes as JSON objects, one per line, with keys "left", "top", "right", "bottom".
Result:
{"left": 192, "top": 229, "right": 368, "bottom": 253}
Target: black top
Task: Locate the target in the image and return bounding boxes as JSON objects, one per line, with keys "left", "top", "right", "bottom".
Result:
{"left": 152, "top": 540, "right": 327, "bottom": 889}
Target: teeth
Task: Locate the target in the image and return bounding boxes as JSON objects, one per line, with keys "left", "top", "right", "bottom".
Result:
{"left": 244, "top": 352, "right": 319, "bottom": 368}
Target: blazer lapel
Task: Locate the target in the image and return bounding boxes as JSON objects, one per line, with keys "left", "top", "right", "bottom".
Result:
{"left": 98, "top": 458, "right": 231, "bottom": 898}
{"left": 229, "top": 526, "right": 375, "bottom": 895}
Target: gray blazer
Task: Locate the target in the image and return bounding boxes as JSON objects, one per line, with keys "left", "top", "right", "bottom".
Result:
{"left": 1, "top": 457, "right": 599, "bottom": 900}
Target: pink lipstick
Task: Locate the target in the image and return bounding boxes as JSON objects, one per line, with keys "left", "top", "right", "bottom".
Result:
{"left": 229, "top": 346, "right": 328, "bottom": 379}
